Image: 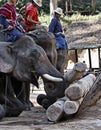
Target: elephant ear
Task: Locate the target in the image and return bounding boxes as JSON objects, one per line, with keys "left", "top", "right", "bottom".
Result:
{"left": 0, "top": 45, "right": 14, "bottom": 73}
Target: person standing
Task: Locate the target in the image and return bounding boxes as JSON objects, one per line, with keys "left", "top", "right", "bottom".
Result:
{"left": 19, "top": 0, "right": 42, "bottom": 32}
{"left": 0, "top": 0, "right": 22, "bottom": 42}
{"left": 48, "top": 7, "right": 68, "bottom": 49}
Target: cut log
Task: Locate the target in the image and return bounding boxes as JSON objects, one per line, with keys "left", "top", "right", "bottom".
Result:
{"left": 65, "top": 74, "right": 96, "bottom": 100}
{"left": 46, "top": 97, "right": 69, "bottom": 122}
{"left": 64, "top": 62, "right": 87, "bottom": 83}
{"left": 64, "top": 98, "right": 83, "bottom": 115}
{"left": 78, "top": 72, "right": 101, "bottom": 113}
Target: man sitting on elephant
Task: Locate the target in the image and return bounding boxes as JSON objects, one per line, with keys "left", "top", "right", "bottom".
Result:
{"left": 0, "top": 0, "right": 22, "bottom": 42}
{"left": 19, "top": 0, "right": 42, "bottom": 32}
{"left": 48, "top": 7, "right": 68, "bottom": 73}
{"left": 48, "top": 7, "right": 68, "bottom": 50}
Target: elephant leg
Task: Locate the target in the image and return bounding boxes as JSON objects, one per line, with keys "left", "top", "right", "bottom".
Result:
{"left": 11, "top": 77, "right": 33, "bottom": 111}
{"left": 11, "top": 77, "right": 26, "bottom": 104}
{"left": 0, "top": 105, "right": 5, "bottom": 120}
{"left": 0, "top": 75, "right": 24, "bottom": 117}
{"left": 57, "top": 49, "right": 68, "bottom": 74}
{"left": 24, "top": 82, "right": 34, "bottom": 110}
{"left": 5, "top": 97, "right": 24, "bottom": 117}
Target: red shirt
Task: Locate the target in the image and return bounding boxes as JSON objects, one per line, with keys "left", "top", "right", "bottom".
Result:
{"left": 0, "top": 3, "right": 16, "bottom": 26}
{"left": 24, "top": 2, "right": 39, "bottom": 31}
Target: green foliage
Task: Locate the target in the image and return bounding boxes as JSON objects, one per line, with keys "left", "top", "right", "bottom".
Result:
{"left": 0, "top": 0, "right": 101, "bottom": 15}
{"left": 0, "top": 0, "right": 6, "bottom": 6}
{"left": 39, "top": 0, "right": 49, "bottom": 15}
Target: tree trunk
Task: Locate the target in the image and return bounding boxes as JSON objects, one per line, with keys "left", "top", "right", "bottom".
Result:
{"left": 92, "top": 0, "right": 96, "bottom": 11}
{"left": 65, "top": 0, "right": 68, "bottom": 15}
{"left": 50, "top": 0, "right": 57, "bottom": 18}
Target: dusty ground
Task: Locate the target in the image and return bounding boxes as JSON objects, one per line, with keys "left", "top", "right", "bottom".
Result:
{"left": 0, "top": 19, "right": 101, "bottom": 130}
{"left": 0, "top": 89, "right": 101, "bottom": 130}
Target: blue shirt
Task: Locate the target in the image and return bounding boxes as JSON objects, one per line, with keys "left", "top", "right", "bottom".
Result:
{"left": 48, "top": 16, "right": 68, "bottom": 49}
{"left": 48, "top": 16, "right": 62, "bottom": 34}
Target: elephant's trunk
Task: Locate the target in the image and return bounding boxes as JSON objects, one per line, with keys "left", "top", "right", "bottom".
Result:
{"left": 42, "top": 74, "right": 63, "bottom": 82}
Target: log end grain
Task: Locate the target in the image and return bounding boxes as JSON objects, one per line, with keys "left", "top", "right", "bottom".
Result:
{"left": 46, "top": 101, "right": 64, "bottom": 122}
{"left": 64, "top": 100, "right": 79, "bottom": 115}
{"left": 65, "top": 85, "right": 83, "bottom": 100}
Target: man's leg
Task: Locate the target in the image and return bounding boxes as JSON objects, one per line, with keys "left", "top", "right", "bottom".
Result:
{"left": 6, "top": 28, "right": 22, "bottom": 42}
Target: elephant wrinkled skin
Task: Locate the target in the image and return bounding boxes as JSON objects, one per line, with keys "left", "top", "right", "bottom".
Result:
{"left": 0, "top": 35, "right": 64, "bottom": 119}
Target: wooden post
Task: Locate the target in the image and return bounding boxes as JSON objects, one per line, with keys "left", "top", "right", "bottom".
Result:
{"left": 65, "top": 74, "right": 96, "bottom": 100}
{"left": 98, "top": 48, "right": 100, "bottom": 68}
{"left": 88, "top": 49, "right": 92, "bottom": 68}
{"left": 75, "top": 49, "right": 78, "bottom": 62}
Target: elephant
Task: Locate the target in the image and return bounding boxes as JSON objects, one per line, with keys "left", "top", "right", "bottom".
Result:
{"left": 0, "top": 34, "right": 64, "bottom": 118}
{"left": 27, "top": 30, "right": 68, "bottom": 108}
{"left": 27, "top": 30, "right": 68, "bottom": 73}
{"left": 0, "top": 27, "right": 68, "bottom": 113}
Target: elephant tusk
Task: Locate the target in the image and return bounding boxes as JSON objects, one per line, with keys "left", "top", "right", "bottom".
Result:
{"left": 42, "top": 74, "right": 63, "bottom": 82}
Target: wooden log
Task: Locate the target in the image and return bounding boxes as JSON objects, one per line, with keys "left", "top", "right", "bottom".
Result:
{"left": 64, "top": 62, "right": 87, "bottom": 83}
{"left": 64, "top": 98, "right": 83, "bottom": 115}
{"left": 65, "top": 74, "right": 96, "bottom": 100}
{"left": 46, "top": 97, "right": 69, "bottom": 122}
{"left": 78, "top": 72, "right": 101, "bottom": 113}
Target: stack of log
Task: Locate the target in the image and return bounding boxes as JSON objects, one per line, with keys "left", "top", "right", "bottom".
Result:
{"left": 46, "top": 62, "right": 96, "bottom": 122}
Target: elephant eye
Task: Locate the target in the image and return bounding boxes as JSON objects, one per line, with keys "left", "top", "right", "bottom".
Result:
{"left": 46, "top": 83, "right": 55, "bottom": 90}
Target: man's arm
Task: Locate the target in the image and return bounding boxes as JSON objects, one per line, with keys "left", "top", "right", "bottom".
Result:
{"left": 27, "top": 15, "right": 41, "bottom": 24}
{"left": 19, "top": 6, "right": 25, "bottom": 14}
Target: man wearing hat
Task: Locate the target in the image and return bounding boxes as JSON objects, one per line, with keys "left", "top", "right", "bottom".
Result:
{"left": 20, "top": 0, "right": 42, "bottom": 31}
{"left": 49, "top": 7, "right": 68, "bottom": 49}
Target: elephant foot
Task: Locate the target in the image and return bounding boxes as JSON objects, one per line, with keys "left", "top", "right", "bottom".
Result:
{"left": 23, "top": 101, "right": 34, "bottom": 111}
{"left": 4, "top": 98, "right": 25, "bottom": 117}
{"left": 0, "top": 105, "right": 6, "bottom": 120}
{"left": 5, "top": 106, "right": 24, "bottom": 117}
{"left": 37, "top": 94, "right": 53, "bottom": 109}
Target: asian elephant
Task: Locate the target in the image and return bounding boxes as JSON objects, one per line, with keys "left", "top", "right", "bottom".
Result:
{"left": 0, "top": 34, "right": 64, "bottom": 118}
{"left": 0, "top": 27, "right": 68, "bottom": 114}
{"left": 27, "top": 30, "right": 68, "bottom": 108}
{"left": 27, "top": 30, "right": 68, "bottom": 73}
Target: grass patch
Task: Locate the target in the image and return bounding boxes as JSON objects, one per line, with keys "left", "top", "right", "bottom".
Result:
{"left": 39, "top": 13, "right": 101, "bottom": 27}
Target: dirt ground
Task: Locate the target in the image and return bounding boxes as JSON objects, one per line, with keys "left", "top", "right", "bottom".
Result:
{"left": 0, "top": 19, "right": 101, "bottom": 130}
{"left": 0, "top": 89, "right": 101, "bottom": 130}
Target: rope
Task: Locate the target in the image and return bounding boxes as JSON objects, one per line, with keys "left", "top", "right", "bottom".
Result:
{"left": 4, "top": 76, "right": 8, "bottom": 109}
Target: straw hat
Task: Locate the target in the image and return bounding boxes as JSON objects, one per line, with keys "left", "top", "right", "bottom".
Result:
{"left": 54, "top": 7, "right": 63, "bottom": 15}
{"left": 33, "top": 0, "right": 42, "bottom": 7}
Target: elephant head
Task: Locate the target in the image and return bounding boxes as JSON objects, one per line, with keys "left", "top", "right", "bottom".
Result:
{"left": 27, "top": 31, "right": 57, "bottom": 67}
{"left": 0, "top": 35, "right": 63, "bottom": 85}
